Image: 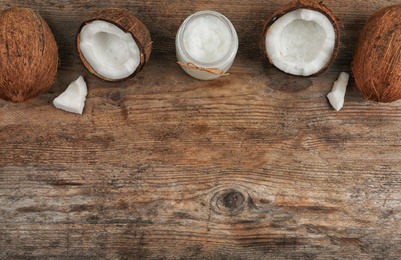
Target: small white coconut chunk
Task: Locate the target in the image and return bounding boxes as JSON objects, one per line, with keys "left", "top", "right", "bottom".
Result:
{"left": 265, "top": 9, "right": 336, "bottom": 76}
{"left": 327, "top": 72, "right": 349, "bottom": 111}
{"left": 79, "top": 20, "right": 141, "bottom": 80}
{"left": 53, "top": 76, "right": 88, "bottom": 114}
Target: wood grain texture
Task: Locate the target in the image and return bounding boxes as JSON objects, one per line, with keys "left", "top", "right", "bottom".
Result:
{"left": 1, "top": 0, "right": 401, "bottom": 259}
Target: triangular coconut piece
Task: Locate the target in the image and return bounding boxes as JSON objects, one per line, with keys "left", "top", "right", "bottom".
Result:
{"left": 53, "top": 76, "right": 87, "bottom": 114}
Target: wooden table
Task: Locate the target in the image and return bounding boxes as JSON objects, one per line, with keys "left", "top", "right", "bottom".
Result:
{"left": 1, "top": 0, "right": 401, "bottom": 259}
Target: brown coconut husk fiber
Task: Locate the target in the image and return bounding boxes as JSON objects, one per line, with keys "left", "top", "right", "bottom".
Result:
{"left": 353, "top": 5, "right": 401, "bottom": 103}
{"left": 0, "top": 8, "right": 58, "bottom": 103}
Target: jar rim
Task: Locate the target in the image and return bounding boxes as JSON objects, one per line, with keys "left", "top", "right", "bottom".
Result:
{"left": 176, "top": 10, "right": 238, "bottom": 67}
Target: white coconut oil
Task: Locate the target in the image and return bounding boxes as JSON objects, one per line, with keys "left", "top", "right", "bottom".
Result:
{"left": 176, "top": 10, "right": 238, "bottom": 80}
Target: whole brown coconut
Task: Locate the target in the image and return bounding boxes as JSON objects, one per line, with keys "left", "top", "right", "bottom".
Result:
{"left": 261, "top": 0, "right": 341, "bottom": 77}
{"left": 353, "top": 5, "right": 401, "bottom": 103}
{"left": 0, "top": 8, "right": 58, "bottom": 103}
{"left": 77, "top": 9, "right": 152, "bottom": 82}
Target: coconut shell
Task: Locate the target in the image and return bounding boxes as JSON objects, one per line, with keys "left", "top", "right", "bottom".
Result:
{"left": 352, "top": 5, "right": 401, "bottom": 103}
{"left": 77, "top": 9, "right": 152, "bottom": 82}
{"left": 261, "top": 0, "right": 341, "bottom": 76}
{"left": 0, "top": 8, "right": 58, "bottom": 103}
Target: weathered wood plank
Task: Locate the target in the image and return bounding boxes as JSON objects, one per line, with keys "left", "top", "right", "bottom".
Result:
{"left": 1, "top": 0, "right": 401, "bottom": 259}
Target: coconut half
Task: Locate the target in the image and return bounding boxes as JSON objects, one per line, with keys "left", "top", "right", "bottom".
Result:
{"left": 261, "top": 0, "right": 340, "bottom": 76}
{"left": 77, "top": 9, "right": 152, "bottom": 82}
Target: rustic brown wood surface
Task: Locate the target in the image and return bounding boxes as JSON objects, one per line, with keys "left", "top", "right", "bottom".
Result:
{"left": 1, "top": 0, "right": 401, "bottom": 259}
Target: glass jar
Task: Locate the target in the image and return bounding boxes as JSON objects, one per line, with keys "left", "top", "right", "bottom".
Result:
{"left": 176, "top": 10, "right": 239, "bottom": 80}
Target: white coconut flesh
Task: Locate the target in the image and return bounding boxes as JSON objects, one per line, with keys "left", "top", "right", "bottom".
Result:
{"left": 79, "top": 20, "right": 141, "bottom": 80}
{"left": 53, "top": 76, "right": 88, "bottom": 114}
{"left": 265, "top": 9, "right": 336, "bottom": 76}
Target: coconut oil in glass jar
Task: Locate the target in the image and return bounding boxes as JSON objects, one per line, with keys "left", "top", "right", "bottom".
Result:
{"left": 176, "top": 10, "right": 238, "bottom": 80}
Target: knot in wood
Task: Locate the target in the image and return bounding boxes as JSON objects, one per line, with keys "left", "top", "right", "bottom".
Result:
{"left": 107, "top": 90, "right": 125, "bottom": 105}
{"left": 211, "top": 189, "right": 247, "bottom": 216}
